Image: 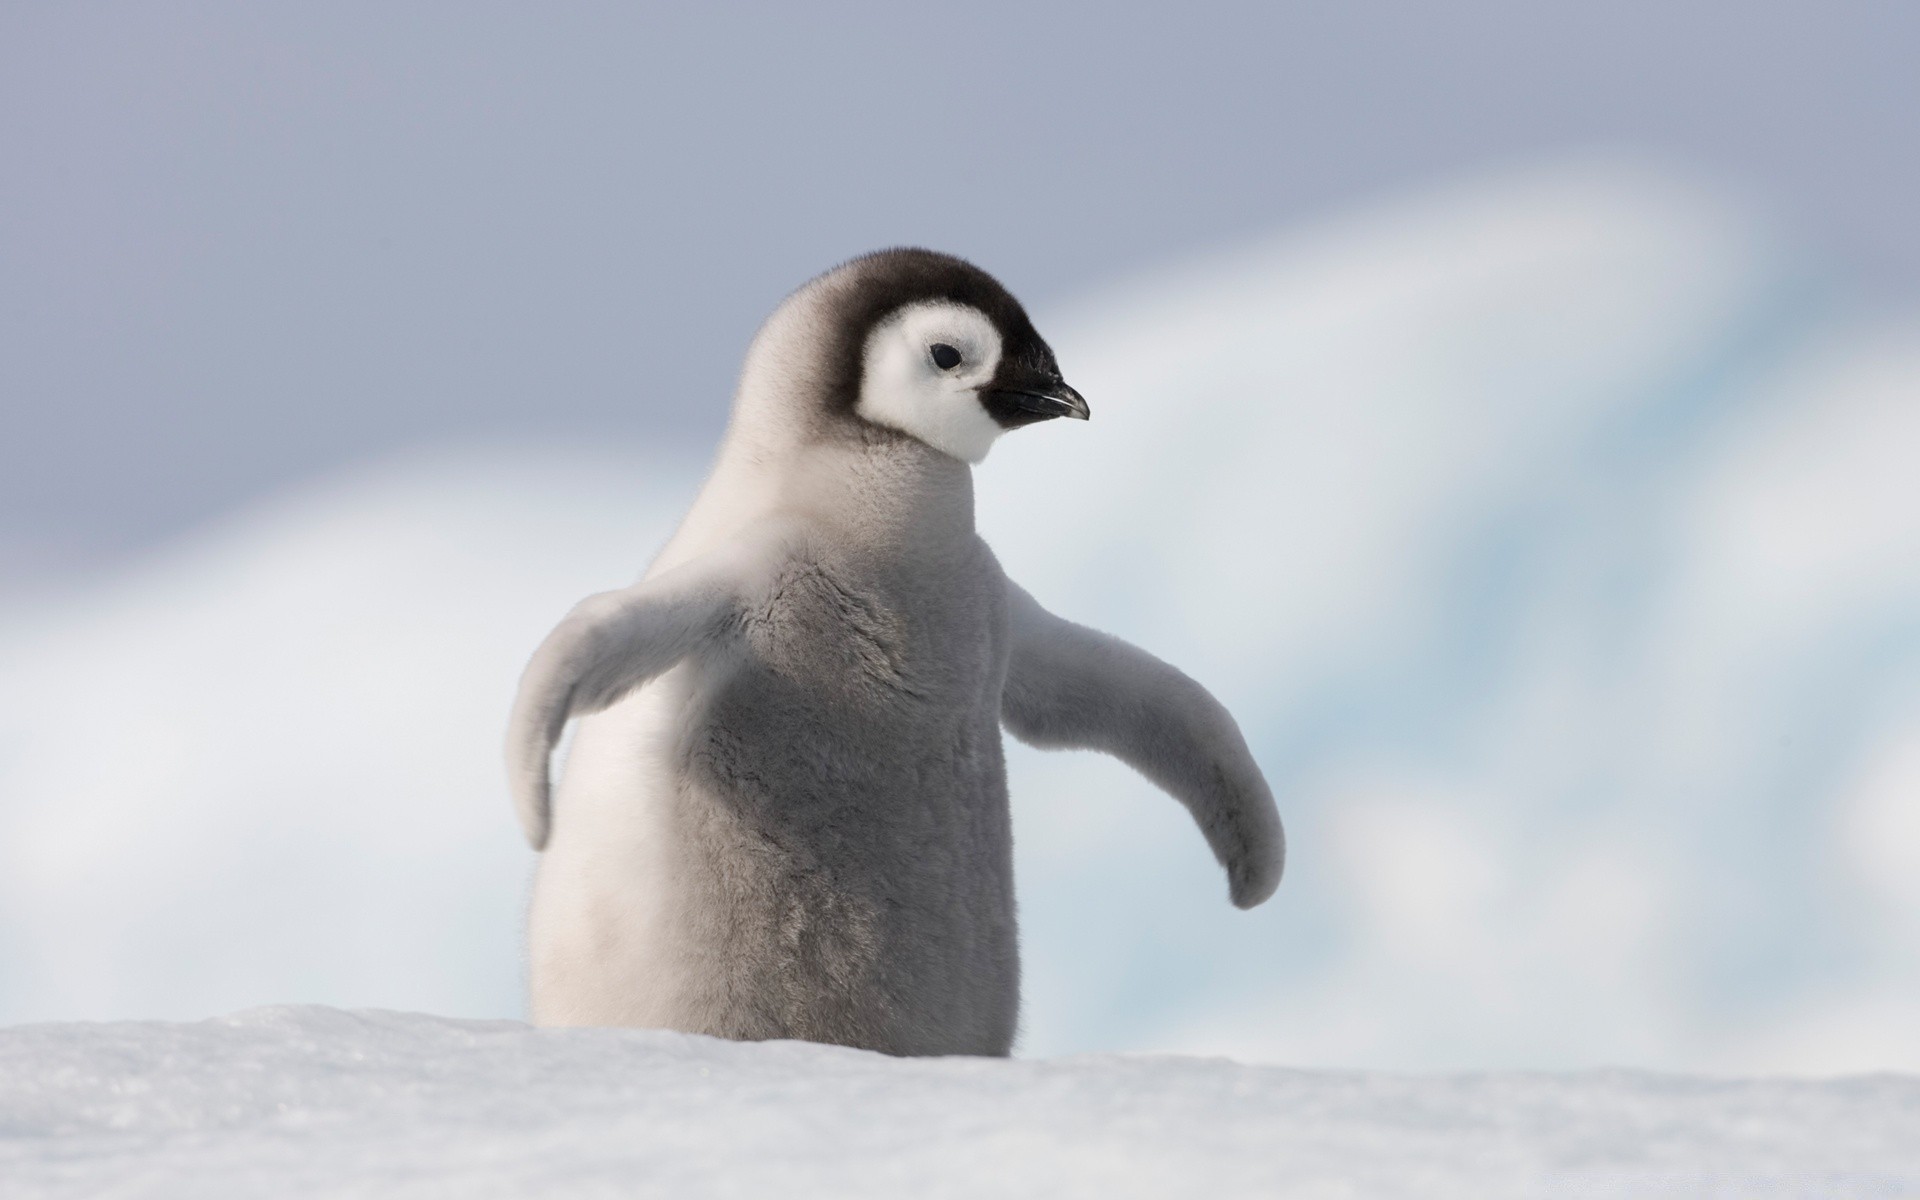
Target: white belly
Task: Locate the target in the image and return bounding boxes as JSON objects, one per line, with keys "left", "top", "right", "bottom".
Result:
{"left": 526, "top": 667, "right": 691, "bottom": 1027}
{"left": 524, "top": 479, "right": 756, "bottom": 1029}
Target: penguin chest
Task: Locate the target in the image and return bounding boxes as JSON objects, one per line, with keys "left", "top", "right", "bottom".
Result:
{"left": 533, "top": 555, "right": 1019, "bottom": 1051}
{"left": 668, "top": 558, "right": 1019, "bottom": 1049}
{"left": 712, "top": 556, "right": 1007, "bottom": 806}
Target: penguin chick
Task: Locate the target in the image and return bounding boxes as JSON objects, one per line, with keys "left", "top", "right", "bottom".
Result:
{"left": 507, "top": 248, "right": 1283, "bottom": 1056}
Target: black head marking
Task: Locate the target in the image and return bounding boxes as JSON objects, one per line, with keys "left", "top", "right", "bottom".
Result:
{"left": 807, "top": 248, "right": 1067, "bottom": 430}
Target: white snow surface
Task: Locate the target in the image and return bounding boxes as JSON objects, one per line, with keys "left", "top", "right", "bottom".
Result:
{"left": 3, "top": 156, "right": 1920, "bottom": 1077}
{"left": 4, "top": 1006, "right": 1916, "bottom": 1199}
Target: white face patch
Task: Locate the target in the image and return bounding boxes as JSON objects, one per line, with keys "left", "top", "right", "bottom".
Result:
{"left": 855, "top": 302, "right": 1005, "bottom": 463}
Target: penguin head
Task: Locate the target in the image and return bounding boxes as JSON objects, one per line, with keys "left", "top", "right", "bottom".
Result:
{"left": 750, "top": 249, "right": 1088, "bottom": 464}
{"left": 853, "top": 289, "right": 1089, "bottom": 463}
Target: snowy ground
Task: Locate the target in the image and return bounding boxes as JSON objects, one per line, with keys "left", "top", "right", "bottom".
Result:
{"left": 5, "top": 1007, "right": 1916, "bottom": 1199}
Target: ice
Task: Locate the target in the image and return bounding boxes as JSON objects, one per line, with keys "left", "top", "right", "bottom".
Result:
{"left": 2, "top": 1006, "right": 1915, "bottom": 1198}
{"left": 979, "top": 160, "right": 1920, "bottom": 1071}
{"left": 2, "top": 156, "right": 1918, "bottom": 1075}
{"left": 0, "top": 449, "right": 699, "bottom": 1024}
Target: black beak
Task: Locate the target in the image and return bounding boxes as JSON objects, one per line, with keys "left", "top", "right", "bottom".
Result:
{"left": 981, "top": 379, "right": 1091, "bottom": 427}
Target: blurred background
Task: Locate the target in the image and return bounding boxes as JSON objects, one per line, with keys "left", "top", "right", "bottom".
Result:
{"left": 3, "top": 3, "right": 1916, "bottom": 1072}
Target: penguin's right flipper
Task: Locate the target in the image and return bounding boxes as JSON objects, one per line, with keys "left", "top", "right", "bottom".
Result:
{"left": 999, "top": 580, "right": 1285, "bottom": 907}
{"left": 505, "top": 553, "right": 750, "bottom": 852}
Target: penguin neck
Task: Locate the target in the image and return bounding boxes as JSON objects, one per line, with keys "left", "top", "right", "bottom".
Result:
{"left": 653, "top": 419, "right": 976, "bottom": 576}
{"left": 794, "top": 430, "right": 978, "bottom": 551}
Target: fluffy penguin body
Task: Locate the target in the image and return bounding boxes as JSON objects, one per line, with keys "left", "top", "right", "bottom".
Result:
{"left": 509, "top": 250, "right": 1282, "bottom": 1056}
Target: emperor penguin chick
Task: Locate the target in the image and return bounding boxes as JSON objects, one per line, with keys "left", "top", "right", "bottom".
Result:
{"left": 507, "top": 249, "right": 1283, "bottom": 1056}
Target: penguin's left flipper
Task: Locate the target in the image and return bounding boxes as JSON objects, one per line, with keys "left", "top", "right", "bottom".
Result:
{"left": 999, "top": 581, "right": 1284, "bottom": 908}
{"left": 504, "top": 552, "right": 751, "bottom": 852}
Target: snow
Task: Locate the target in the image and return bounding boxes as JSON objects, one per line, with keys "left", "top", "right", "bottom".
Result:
{"left": 3, "top": 155, "right": 1919, "bottom": 1078}
{"left": 3, "top": 1006, "right": 1916, "bottom": 1199}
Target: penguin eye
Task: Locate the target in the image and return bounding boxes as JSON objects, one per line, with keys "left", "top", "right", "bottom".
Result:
{"left": 929, "top": 343, "right": 962, "bottom": 371}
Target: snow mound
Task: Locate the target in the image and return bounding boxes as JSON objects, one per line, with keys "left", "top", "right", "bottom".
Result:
{"left": 3, "top": 1006, "right": 1915, "bottom": 1199}
{"left": 0, "top": 448, "right": 698, "bottom": 1024}
{"left": 3, "top": 156, "right": 1919, "bottom": 1074}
